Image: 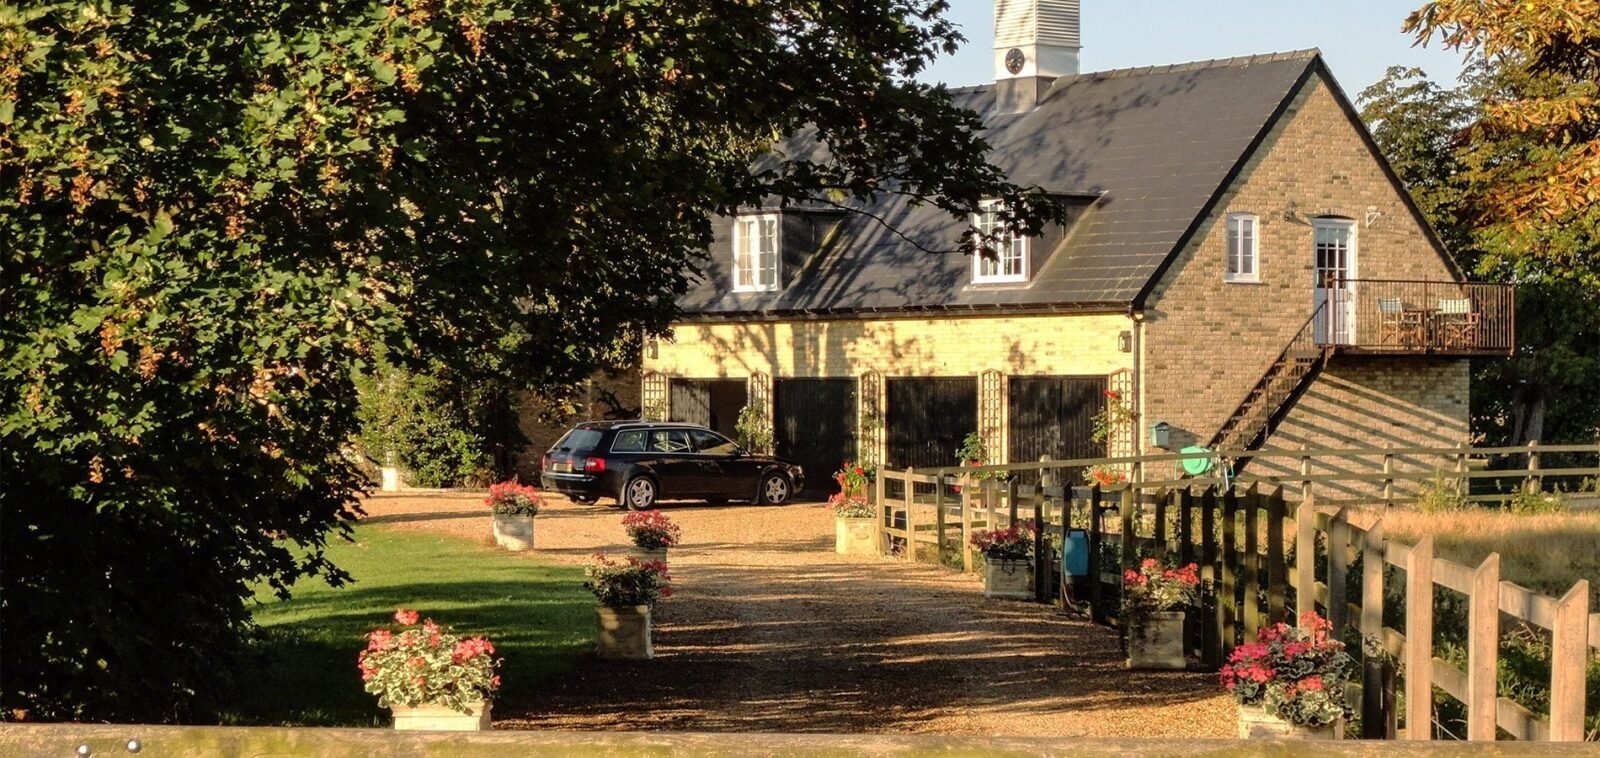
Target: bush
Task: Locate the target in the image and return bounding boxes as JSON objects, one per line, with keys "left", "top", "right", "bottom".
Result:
{"left": 1508, "top": 488, "right": 1567, "bottom": 515}
{"left": 356, "top": 366, "right": 516, "bottom": 488}
{"left": 1416, "top": 471, "right": 1469, "bottom": 513}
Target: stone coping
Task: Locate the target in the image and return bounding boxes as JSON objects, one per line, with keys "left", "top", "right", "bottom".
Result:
{"left": 4, "top": 724, "right": 1594, "bottom": 757}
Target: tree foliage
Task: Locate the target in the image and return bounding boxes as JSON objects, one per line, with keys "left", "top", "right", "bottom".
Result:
{"left": 1, "top": 0, "right": 1055, "bottom": 719}
{"left": 1360, "top": 23, "right": 1600, "bottom": 446}
{"left": 1406, "top": 0, "right": 1600, "bottom": 285}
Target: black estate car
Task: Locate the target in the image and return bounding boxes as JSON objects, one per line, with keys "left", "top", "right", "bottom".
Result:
{"left": 539, "top": 421, "right": 805, "bottom": 510}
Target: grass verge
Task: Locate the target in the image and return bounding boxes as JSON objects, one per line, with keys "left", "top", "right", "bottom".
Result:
{"left": 1373, "top": 507, "right": 1600, "bottom": 605}
{"left": 222, "top": 524, "right": 592, "bottom": 726}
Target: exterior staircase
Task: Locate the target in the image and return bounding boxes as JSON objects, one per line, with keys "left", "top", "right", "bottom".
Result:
{"left": 1208, "top": 304, "right": 1330, "bottom": 456}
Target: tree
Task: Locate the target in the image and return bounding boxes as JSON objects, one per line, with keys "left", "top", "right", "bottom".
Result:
{"left": 1, "top": 1, "right": 1057, "bottom": 719}
{"left": 1358, "top": 47, "right": 1600, "bottom": 446}
{"left": 1406, "top": 1, "right": 1600, "bottom": 286}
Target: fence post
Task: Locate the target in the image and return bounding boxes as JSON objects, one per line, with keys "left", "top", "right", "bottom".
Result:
{"left": 959, "top": 471, "right": 974, "bottom": 572}
{"left": 1454, "top": 443, "right": 1468, "bottom": 502}
{"left": 1327, "top": 507, "right": 1350, "bottom": 635}
{"left": 1404, "top": 536, "right": 1434, "bottom": 740}
{"left": 1177, "top": 488, "right": 1194, "bottom": 568}
{"left": 1221, "top": 487, "right": 1239, "bottom": 652}
{"left": 1466, "top": 553, "right": 1500, "bottom": 741}
{"left": 1088, "top": 484, "right": 1106, "bottom": 624}
{"left": 1033, "top": 497, "right": 1046, "bottom": 602}
{"left": 1201, "top": 487, "right": 1221, "bottom": 666}
{"left": 903, "top": 467, "right": 918, "bottom": 562}
{"left": 1266, "top": 487, "right": 1287, "bottom": 625}
{"left": 875, "top": 468, "right": 888, "bottom": 555}
{"left": 1361, "top": 518, "right": 1393, "bottom": 739}
{"left": 1296, "top": 498, "right": 1317, "bottom": 619}
{"left": 1526, "top": 439, "right": 1542, "bottom": 494}
{"left": 1153, "top": 488, "right": 1169, "bottom": 551}
{"left": 1243, "top": 484, "right": 1262, "bottom": 639}
{"left": 1550, "top": 580, "right": 1591, "bottom": 741}
{"left": 1008, "top": 477, "right": 1019, "bottom": 526}
{"left": 1382, "top": 445, "right": 1395, "bottom": 507}
{"left": 934, "top": 474, "right": 948, "bottom": 568}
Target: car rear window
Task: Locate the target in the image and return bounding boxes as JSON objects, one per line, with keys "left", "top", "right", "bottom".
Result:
{"left": 553, "top": 428, "right": 604, "bottom": 453}
{"left": 611, "top": 430, "right": 647, "bottom": 453}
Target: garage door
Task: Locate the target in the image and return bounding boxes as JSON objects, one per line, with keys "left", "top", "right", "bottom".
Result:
{"left": 774, "top": 378, "right": 857, "bottom": 495}
{"left": 669, "top": 378, "right": 747, "bottom": 439}
{"left": 1007, "top": 376, "right": 1106, "bottom": 483}
{"left": 886, "top": 377, "right": 977, "bottom": 470}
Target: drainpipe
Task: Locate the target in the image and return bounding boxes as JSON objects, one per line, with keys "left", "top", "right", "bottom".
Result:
{"left": 1129, "top": 308, "right": 1146, "bottom": 458}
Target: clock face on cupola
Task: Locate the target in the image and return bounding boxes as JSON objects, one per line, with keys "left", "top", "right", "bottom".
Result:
{"left": 1004, "top": 47, "right": 1026, "bottom": 75}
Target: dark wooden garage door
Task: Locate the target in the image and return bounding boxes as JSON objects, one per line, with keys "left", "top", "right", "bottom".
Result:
{"left": 1008, "top": 376, "right": 1106, "bottom": 483}
{"left": 886, "top": 377, "right": 977, "bottom": 470}
{"left": 774, "top": 378, "right": 857, "bottom": 495}
{"left": 669, "top": 378, "right": 747, "bottom": 439}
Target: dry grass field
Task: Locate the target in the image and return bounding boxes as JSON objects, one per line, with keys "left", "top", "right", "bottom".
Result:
{"left": 1367, "top": 506, "right": 1600, "bottom": 604}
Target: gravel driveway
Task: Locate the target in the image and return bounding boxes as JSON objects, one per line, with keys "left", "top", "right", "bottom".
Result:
{"left": 360, "top": 491, "right": 1234, "bottom": 737}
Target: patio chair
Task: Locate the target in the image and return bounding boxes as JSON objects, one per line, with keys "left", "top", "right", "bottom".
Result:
{"left": 1376, "top": 296, "right": 1424, "bottom": 347}
{"left": 1437, "top": 298, "right": 1479, "bottom": 349}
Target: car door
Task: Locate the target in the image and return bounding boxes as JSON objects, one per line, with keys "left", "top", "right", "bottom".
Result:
{"left": 643, "top": 429, "right": 700, "bottom": 499}
{"left": 690, "top": 429, "right": 747, "bottom": 497}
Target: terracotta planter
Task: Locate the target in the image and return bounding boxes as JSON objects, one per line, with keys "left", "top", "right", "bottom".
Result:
{"left": 596, "top": 604, "right": 653, "bottom": 660}
{"left": 627, "top": 545, "right": 668, "bottom": 563}
{"left": 1127, "top": 610, "right": 1186, "bottom": 670}
{"left": 835, "top": 515, "right": 877, "bottom": 555}
{"left": 492, "top": 514, "right": 535, "bottom": 551}
{"left": 983, "top": 558, "right": 1032, "bottom": 599}
{"left": 1237, "top": 705, "right": 1343, "bottom": 740}
{"left": 391, "top": 700, "right": 492, "bottom": 731}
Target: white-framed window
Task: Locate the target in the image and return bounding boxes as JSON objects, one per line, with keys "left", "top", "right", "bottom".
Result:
{"left": 1225, "top": 212, "right": 1259, "bottom": 283}
{"left": 732, "top": 214, "right": 780, "bottom": 292}
{"left": 972, "top": 202, "right": 1028, "bottom": 284}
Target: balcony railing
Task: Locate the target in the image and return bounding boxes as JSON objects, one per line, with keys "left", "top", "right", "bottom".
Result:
{"left": 1317, "top": 278, "right": 1515, "bottom": 356}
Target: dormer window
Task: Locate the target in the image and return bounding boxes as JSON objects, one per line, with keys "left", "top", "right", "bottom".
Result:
{"left": 972, "top": 201, "right": 1028, "bottom": 284}
{"left": 733, "top": 214, "right": 780, "bottom": 292}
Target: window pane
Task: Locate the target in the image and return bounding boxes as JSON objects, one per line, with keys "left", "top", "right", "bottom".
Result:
{"left": 612, "top": 430, "right": 647, "bottom": 453}
{"left": 692, "top": 430, "right": 739, "bottom": 455}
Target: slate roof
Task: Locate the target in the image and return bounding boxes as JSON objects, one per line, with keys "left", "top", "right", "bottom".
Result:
{"left": 681, "top": 50, "right": 1329, "bottom": 317}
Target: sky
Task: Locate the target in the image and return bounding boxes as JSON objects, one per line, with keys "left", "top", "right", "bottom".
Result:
{"left": 918, "top": 0, "right": 1472, "bottom": 98}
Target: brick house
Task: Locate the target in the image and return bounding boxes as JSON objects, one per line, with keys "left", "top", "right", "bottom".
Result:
{"left": 641, "top": 1, "right": 1512, "bottom": 493}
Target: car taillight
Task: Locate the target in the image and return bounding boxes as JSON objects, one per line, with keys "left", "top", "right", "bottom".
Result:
{"left": 584, "top": 456, "right": 606, "bottom": 473}
{"left": 541, "top": 454, "right": 549, "bottom": 470}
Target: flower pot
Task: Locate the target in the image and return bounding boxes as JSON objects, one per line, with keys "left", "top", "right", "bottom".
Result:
{"left": 835, "top": 515, "right": 877, "bottom": 555}
{"left": 596, "top": 604, "right": 653, "bottom": 660}
{"left": 983, "top": 558, "right": 1032, "bottom": 599}
{"left": 492, "top": 514, "right": 535, "bottom": 551}
{"left": 391, "top": 700, "right": 492, "bottom": 731}
{"left": 1237, "top": 705, "right": 1343, "bottom": 740}
{"left": 380, "top": 466, "right": 402, "bottom": 492}
{"left": 1127, "top": 610, "right": 1186, "bottom": 670}
{"left": 627, "top": 546, "right": 668, "bottom": 563}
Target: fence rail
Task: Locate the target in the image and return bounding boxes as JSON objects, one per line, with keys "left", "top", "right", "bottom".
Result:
{"left": 871, "top": 441, "right": 1600, "bottom": 743}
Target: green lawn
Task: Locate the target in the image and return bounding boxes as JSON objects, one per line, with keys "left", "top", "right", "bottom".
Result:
{"left": 223, "top": 524, "right": 593, "bottom": 726}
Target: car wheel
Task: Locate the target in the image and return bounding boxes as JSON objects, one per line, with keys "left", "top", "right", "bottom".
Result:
{"left": 759, "top": 472, "right": 791, "bottom": 505}
{"left": 623, "top": 476, "right": 657, "bottom": 511}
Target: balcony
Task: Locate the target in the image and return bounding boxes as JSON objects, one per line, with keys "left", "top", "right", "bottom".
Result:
{"left": 1316, "top": 279, "right": 1515, "bottom": 356}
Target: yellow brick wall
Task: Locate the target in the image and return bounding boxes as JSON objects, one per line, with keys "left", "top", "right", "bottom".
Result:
{"left": 646, "top": 313, "right": 1132, "bottom": 378}
{"left": 645, "top": 312, "right": 1134, "bottom": 465}
{"left": 1141, "top": 75, "right": 1468, "bottom": 452}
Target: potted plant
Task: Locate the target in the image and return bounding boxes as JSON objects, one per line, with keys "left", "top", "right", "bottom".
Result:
{"left": 954, "top": 433, "right": 1007, "bottom": 494}
{"left": 1122, "top": 558, "right": 1199, "bottom": 670}
{"left": 970, "top": 525, "right": 1032, "bottom": 599}
{"left": 486, "top": 480, "right": 542, "bottom": 551}
{"left": 831, "top": 461, "right": 877, "bottom": 555}
{"left": 622, "top": 510, "right": 681, "bottom": 562}
{"left": 1085, "top": 464, "right": 1128, "bottom": 489}
{"left": 1221, "top": 611, "right": 1356, "bottom": 739}
{"left": 584, "top": 554, "right": 671, "bottom": 660}
{"left": 358, "top": 609, "right": 500, "bottom": 731}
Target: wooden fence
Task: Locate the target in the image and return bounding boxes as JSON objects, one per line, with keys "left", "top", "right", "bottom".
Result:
{"left": 871, "top": 441, "right": 1600, "bottom": 742}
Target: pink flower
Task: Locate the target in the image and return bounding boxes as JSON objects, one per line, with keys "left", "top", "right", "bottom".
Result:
{"left": 394, "top": 608, "right": 420, "bottom": 625}
{"left": 366, "top": 629, "right": 393, "bottom": 651}
{"left": 1301, "top": 675, "right": 1325, "bottom": 692}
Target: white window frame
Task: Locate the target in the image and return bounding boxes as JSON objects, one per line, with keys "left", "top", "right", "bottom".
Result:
{"left": 732, "top": 213, "right": 781, "bottom": 293}
{"left": 972, "top": 201, "right": 1029, "bottom": 284}
{"left": 1225, "top": 212, "right": 1260, "bottom": 283}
